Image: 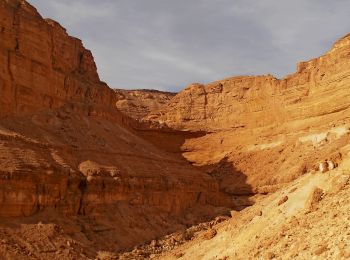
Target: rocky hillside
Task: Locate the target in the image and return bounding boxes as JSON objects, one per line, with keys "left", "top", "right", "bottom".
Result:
{"left": 119, "top": 148, "right": 350, "bottom": 259}
{"left": 1, "top": 0, "right": 350, "bottom": 259}
{"left": 115, "top": 33, "right": 350, "bottom": 259}
{"left": 0, "top": 1, "right": 233, "bottom": 258}
{"left": 115, "top": 89, "right": 175, "bottom": 120}
{"left": 153, "top": 33, "right": 350, "bottom": 132}
{"left": 145, "top": 33, "right": 350, "bottom": 200}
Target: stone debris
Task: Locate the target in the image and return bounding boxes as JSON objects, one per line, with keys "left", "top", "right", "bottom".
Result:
{"left": 277, "top": 196, "right": 289, "bottom": 206}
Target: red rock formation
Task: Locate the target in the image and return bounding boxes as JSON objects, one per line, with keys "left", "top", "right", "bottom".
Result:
{"left": 148, "top": 32, "right": 350, "bottom": 196}
{"left": 2, "top": 0, "right": 350, "bottom": 258}
{"left": 0, "top": 0, "right": 115, "bottom": 118}
{"left": 0, "top": 0, "right": 233, "bottom": 253}
{"left": 155, "top": 34, "right": 350, "bottom": 131}
{"left": 115, "top": 89, "right": 175, "bottom": 120}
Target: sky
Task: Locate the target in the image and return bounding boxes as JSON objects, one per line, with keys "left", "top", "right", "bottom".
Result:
{"left": 28, "top": 0, "right": 350, "bottom": 92}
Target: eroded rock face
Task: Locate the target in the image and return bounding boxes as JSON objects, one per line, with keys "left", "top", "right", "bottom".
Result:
{"left": 0, "top": 105, "right": 233, "bottom": 250}
{"left": 147, "top": 32, "right": 350, "bottom": 195}
{"left": 155, "top": 35, "right": 350, "bottom": 131}
{"left": 0, "top": 0, "right": 115, "bottom": 118}
{"left": 0, "top": 0, "right": 233, "bottom": 252}
{"left": 115, "top": 89, "right": 176, "bottom": 120}
{"left": 146, "top": 154, "right": 350, "bottom": 260}
{"left": 2, "top": 0, "right": 350, "bottom": 257}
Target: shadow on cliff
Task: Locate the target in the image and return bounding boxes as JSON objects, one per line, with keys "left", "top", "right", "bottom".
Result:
{"left": 136, "top": 129, "right": 207, "bottom": 154}
{"left": 202, "top": 156, "right": 254, "bottom": 211}
{"left": 137, "top": 129, "right": 255, "bottom": 211}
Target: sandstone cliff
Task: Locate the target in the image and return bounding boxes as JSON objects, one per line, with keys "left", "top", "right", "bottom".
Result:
{"left": 115, "top": 89, "right": 175, "bottom": 120}
{"left": 0, "top": 0, "right": 233, "bottom": 257}
{"left": 153, "top": 33, "right": 350, "bottom": 131}
{"left": 0, "top": 0, "right": 115, "bottom": 118}
{"left": 146, "top": 33, "right": 350, "bottom": 198}
{"left": 114, "top": 33, "right": 350, "bottom": 260}
{"left": 1, "top": 0, "right": 350, "bottom": 259}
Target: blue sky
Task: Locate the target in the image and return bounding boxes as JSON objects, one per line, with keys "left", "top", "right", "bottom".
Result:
{"left": 28, "top": 0, "right": 350, "bottom": 92}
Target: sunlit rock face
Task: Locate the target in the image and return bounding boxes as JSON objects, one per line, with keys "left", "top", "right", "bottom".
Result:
{"left": 0, "top": 0, "right": 233, "bottom": 252}
{"left": 0, "top": 0, "right": 115, "bottom": 118}
{"left": 1, "top": 0, "right": 350, "bottom": 257}
{"left": 147, "top": 32, "right": 350, "bottom": 194}
{"left": 114, "top": 89, "right": 176, "bottom": 120}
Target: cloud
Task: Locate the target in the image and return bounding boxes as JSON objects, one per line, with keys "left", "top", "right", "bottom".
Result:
{"left": 50, "top": 1, "right": 113, "bottom": 24}
{"left": 141, "top": 49, "right": 219, "bottom": 78}
{"left": 28, "top": 0, "right": 350, "bottom": 92}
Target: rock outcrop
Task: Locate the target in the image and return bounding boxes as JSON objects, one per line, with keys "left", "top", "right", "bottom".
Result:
{"left": 0, "top": 107, "right": 232, "bottom": 251}
{"left": 2, "top": 0, "right": 350, "bottom": 258}
{"left": 146, "top": 33, "right": 350, "bottom": 196}
{"left": 0, "top": 0, "right": 115, "bottom": 118}
{"left": 153, "top": 33, "right": 350, "bottom": 131}
{"left": 139, "top": 149, "right": 350, "bottom": 259}
{"left": 115, "top": 89, "right": 175, "bottom": 120}
{"left": 0, "top": 0, "right": 233, "bottom": 254}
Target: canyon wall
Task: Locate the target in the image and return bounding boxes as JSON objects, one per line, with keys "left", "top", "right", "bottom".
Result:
{"left": 0, "top": 0, "right": 233, "bottom": 252}
{"left": 0, "top": 0, "right": 115, "bottom": 118}
{"left": 2, "top": 0, "right": 350, "bottom": 256}
{"left": 115, "top": 89, "right": 175, "bottom": 120}
{"left": 154, "top": 34, "right": 350, "bottom": 131}
{"left": 147, "top": 33, "right": 350, "bottom": 196}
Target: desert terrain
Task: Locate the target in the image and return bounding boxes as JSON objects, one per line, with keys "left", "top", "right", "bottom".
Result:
{"left": 0, "top": 0, "right": 350, "bottom": 259}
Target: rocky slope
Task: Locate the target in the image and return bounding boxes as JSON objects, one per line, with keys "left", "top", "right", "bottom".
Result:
{"left": 1, "top": 0, "right": 350, "bottom": 259}
{"left": 146, "top": 33, "right": 350, "bottom": 199}
{"left": 0, "top": 0, "right": 233, "bottom": 257}
{"left": 122, "top": 147, "right": 350, "bottom": 259}
{"left": 113, "top": 32, "right": 350, "bottom": 259}
{"left": 115, "top": 89, "right": 175, "bottom": 120}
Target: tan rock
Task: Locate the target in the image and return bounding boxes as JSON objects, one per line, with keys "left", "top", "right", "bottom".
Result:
{"left": 327, "top": 160, "right": 335, "bottom": 170}
{"left": 115, "top": 89, "right": 175, "bottom": 120}
{"left": 144, "top": 31, "right": 350, "bottom": 196}
{"left": 1, "top": 1, "right": 350, "bottom": 259}
{"left": 305, "top": 187, "right": 324, "bottom": 212}
{"left": 0, "top": 0, "right": 233, "bottom": 254}
{"left": 277, "top": 196, "right": 288, "bottom": 206}
{"left": 203, "top": 229, "right": 217, "bottom": 240}
{"left": 314, "top": 244, "right": 328, "bottom": 256}
{"left": 0, "top": 0, "right": 115, "bottom": 118}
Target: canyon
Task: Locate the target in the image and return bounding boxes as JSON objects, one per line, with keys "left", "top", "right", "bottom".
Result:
{"left": 0, "top": 0, "right": 350, "bottom": 259}
{"left": 0, "top": 1, "right": 232, "bottom": 258}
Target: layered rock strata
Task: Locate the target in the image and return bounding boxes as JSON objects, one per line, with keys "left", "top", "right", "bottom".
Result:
{"left": 0, "top": 0, "right": 233, "bottom": 251}
{"left": 0, "top": 0, "right": 115, "bottom": 118}
{"left": 115, "top": 89, "right": 175, "bottom": 120}
{"left": 148, "top": 33, "right": 350, "bottom": 196}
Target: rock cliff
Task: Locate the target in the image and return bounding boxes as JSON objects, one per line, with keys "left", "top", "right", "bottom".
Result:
{"left": 153, "top": 33, "right": 350, "bottom": 131}
{"left": 114, "top": 32, "right": 350, "bottom": 260}
{"left": 1, "top": 0, "right": 350, "bottom": 259}
{"left": 147, "top": 33, "right": 350, "bottom": 197}
{"left": 0, "top": 0, "right": 233, "bottom": 256}
{"left": 115, "top": 89, "right": 175, "bottom": 120}
{"left": 0, "top": 0, "right": 115, "bottom": 118}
